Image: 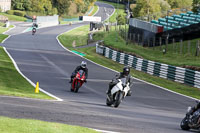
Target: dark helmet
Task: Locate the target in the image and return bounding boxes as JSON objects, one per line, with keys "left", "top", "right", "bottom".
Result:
{"left": 123, "top": 66, "right": 130, "bottom": 76}
{"left": 81, "top": 61, "right": 87, "bottom": 68}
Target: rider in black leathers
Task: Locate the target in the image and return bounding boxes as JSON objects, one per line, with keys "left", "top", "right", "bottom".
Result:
{"left": 187, "top": 102, "right": 200, "bottom": 116}
{"left": 69, "top": 61, "right": 88, "bottom": 83}
{"left": 107, "top": 66, "right": 133, "bottom": 96}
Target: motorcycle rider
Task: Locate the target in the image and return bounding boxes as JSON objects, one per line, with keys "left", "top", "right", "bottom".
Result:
{"left": 32, "top": 23, "right": 38, "bottom": 34}
{"left": 187, "top": 101, "right": 200, "bottom": 116}
{"left": 69, "top": 61, "right": 88, "bottom": 83}
{"left": 107, "top": 66, "right": 133, "bottom": 96}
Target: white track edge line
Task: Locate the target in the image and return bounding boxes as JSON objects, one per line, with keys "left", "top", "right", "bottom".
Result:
{"left": 92, "top": 128, "right": 120, "bottom": 133}
{"left": 3, "top": 47, "right": 63, "bottom": 101}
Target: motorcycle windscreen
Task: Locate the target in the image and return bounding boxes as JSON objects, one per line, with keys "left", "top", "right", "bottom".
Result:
{"left": 120, "top": 78, "right": 127, "bottom": 86}
{"left": 111, "top": 79, "right": 124, "bottom": 94}
{"left": 78, "top": 70, "right": 85, "bottom": 78}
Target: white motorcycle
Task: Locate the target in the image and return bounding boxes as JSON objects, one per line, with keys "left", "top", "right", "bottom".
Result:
{"left": 106, "top": 78, "right": 130, "bottom": 108}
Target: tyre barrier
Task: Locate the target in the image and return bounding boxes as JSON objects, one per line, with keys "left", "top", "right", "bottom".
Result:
{"left": 96, "top": 43, "right": 200, "bottom": 89}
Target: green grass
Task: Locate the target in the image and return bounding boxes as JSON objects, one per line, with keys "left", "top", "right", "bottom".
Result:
{"left": 0, "top": 116, "right": 98, "bottom": 133}
{"left": 58, "top": 25, "right": 200, "bottom": 100}
{"left": 93, "top": 31, "right": 200, "bottom": 68}
{"left": 0, "top": 13, "right": 27, "bottom": 21}
{"left": 58, "top": 25, "right": 90, "bottom": 48}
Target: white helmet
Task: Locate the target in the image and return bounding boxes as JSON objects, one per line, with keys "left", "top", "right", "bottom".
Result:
{"left": 81, "top": 61, "right": 87, "bottom": 68}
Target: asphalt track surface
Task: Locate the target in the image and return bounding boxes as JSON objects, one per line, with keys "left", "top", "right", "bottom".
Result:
{"left": 0, "top": 2, "right": 198, "bottom": 133}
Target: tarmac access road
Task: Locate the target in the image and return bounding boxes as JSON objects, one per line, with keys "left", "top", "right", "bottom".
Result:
{"left": 0, "top": 2, "right": 197, "bottom": 133}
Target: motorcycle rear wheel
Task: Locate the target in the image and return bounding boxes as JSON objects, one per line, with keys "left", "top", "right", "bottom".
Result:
{"left": 180, "top": 117, "right": 190, "bottom": 130}
{"left": 113, "top": 91, "right": 123, "bottom": 108}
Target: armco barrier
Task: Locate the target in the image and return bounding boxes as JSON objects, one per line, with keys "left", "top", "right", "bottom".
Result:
{"left": 96, "top": 43, "right": 200, "bottom": 89}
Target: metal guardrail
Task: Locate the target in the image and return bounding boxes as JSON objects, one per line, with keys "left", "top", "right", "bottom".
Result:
{"left": 96, "top": 43, "right": 200, "bottom": 88}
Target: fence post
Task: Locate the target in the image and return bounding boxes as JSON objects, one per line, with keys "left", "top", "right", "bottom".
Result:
{"left": 196, "top": 40, "right": 200, "bottom": 56}
{"left": 180, "top": 39, "right": 183, "bottom": 55}
{"left": 159, "top": 37, "right": 162, "bottom": 51}
{"left": 138, "top": 34, "right": 140, "bottom": 45}
{"left": 188, "top": 40, "right": 190, "bottom": 55}
{"left": 148, "top": 38, "right": 150, "bottom": 47}
{"left": 142, "top": 34, "right": 144, "bottom": 46}
{"left": 153, "top": 37, "right": 155, "bottom": 50}
{"left": 133, "top": 33, "right": 135, "bottom": 43}
{"left": 172, "top": 38, "right": 175, "bottom": 53}
{"left": 165, "top": 37, "right": 168, "bottom": 53}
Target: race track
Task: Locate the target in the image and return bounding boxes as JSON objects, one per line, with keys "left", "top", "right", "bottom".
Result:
{"left": 0, "top": 2, "right": 197, "bottom": 133}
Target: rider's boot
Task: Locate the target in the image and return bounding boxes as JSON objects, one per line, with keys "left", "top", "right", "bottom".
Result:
{"left": 69, "top": 78, "right": 73, "bottom": 83}
{"left": 127, "top": 90, "right": 132, "bottom": 96}
{"left": 106, "top": 85, "right": 112, "bottom": 97}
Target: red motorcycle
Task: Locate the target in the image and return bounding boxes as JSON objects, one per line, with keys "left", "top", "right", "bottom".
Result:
{"left": 71, "top": 70, "right": 86, "bottom": 93}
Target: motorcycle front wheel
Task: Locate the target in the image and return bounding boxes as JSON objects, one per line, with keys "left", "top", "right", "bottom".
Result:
{"left": 113, "top": 91, "right": 123, "bottom": 108}
{"left": 106, "top": 96, "right": 113, "bottom": 106}
{"left": 180, "top": 117, "right": 190, "bottom": 130}
{"left": 74, "top": 81, "right": 80, "bottom": 93}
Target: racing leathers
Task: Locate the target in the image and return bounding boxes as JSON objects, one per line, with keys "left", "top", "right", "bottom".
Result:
{"left": 70, "top": 66, "right": 88, "bottom": 83}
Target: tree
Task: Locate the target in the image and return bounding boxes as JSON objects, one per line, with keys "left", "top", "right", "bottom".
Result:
{"left": 192, "top": 0, "right": 200, "bottom": 13}
{"left": 12, "top": 0, "right": 32, "bottom": 11}
{"left": 166, "top": 0, "right": 193, "bottom": 8}
{"left": 133, "top": 0, "right": 162, "bottom": 18}
{"left": 55, "top": 0, "right": 71, "bottom": 15}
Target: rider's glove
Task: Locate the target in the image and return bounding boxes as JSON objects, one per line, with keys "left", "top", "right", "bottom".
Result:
{"left": 84, "top": 80, "right": 87, "bottom": 83}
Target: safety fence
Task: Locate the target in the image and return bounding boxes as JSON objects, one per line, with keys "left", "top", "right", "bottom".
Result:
{"left": 36, "top": 15, "right": 59, "bottom": 27}
{"left": 96, "top": 43, "right": 200, "bottom": 89}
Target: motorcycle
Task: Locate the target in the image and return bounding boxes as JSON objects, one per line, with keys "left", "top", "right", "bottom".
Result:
{"left": 180, "top": 101, "right": 200, "bottom": 131}
{"left": 32, "top": 27, "right": 36, "bottom": 35}
{"left": 71, "top": 70, "right": 86, "bottom": 93}
{"left": 106, "top": 78, "right": 130, "bottom": 108}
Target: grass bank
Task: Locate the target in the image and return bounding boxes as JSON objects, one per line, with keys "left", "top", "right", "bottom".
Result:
{"left": 0, "top": 116, "right": 98, "bottom": 133}
{"left": 58, "top": 25, "right": 90, "bottom": 47}
{"left": 0, "top": 12, "right": 27, "bottom": 21}
{"left": 58, "top": 25, "right": 200, "bottom": 99}
{"left": 93, "top": 31, "right": 200, "bottom": 68}
{"left": 0, "top": 26, "right": 53, "bottom": 100}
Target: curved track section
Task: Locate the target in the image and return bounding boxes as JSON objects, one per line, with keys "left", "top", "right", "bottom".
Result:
{"left": 0, "top": 2, "right": 197, "bottom": 133}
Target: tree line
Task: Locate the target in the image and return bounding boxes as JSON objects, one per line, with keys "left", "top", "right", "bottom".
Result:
{"left": 132, "top": 0, "right": 200, "bottom": 18}
{"left": 11, "top": 0, "right": 96, "bottom": 16}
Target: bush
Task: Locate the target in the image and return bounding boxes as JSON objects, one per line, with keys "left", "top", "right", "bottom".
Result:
{"left": 6, "top": 10, "right": 14, "bottom": 15}
{"left": 13, "top": 10, "right": 26, "bottom": 17}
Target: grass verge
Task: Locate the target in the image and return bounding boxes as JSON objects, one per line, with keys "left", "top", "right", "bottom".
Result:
{"left": 0, "top": 116, "right": 98, "bottom": 133}
{"left": 0, "top": 13, "right": 27, "bottom": 21}
{"left": 58, "top": 25, "right": 200, "bottom": 100}
{"left": 93, "top": 31, "right": 200, "bottom": 68}
{"left": 58, "top": 25, "right": 90, "bottom": 47}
